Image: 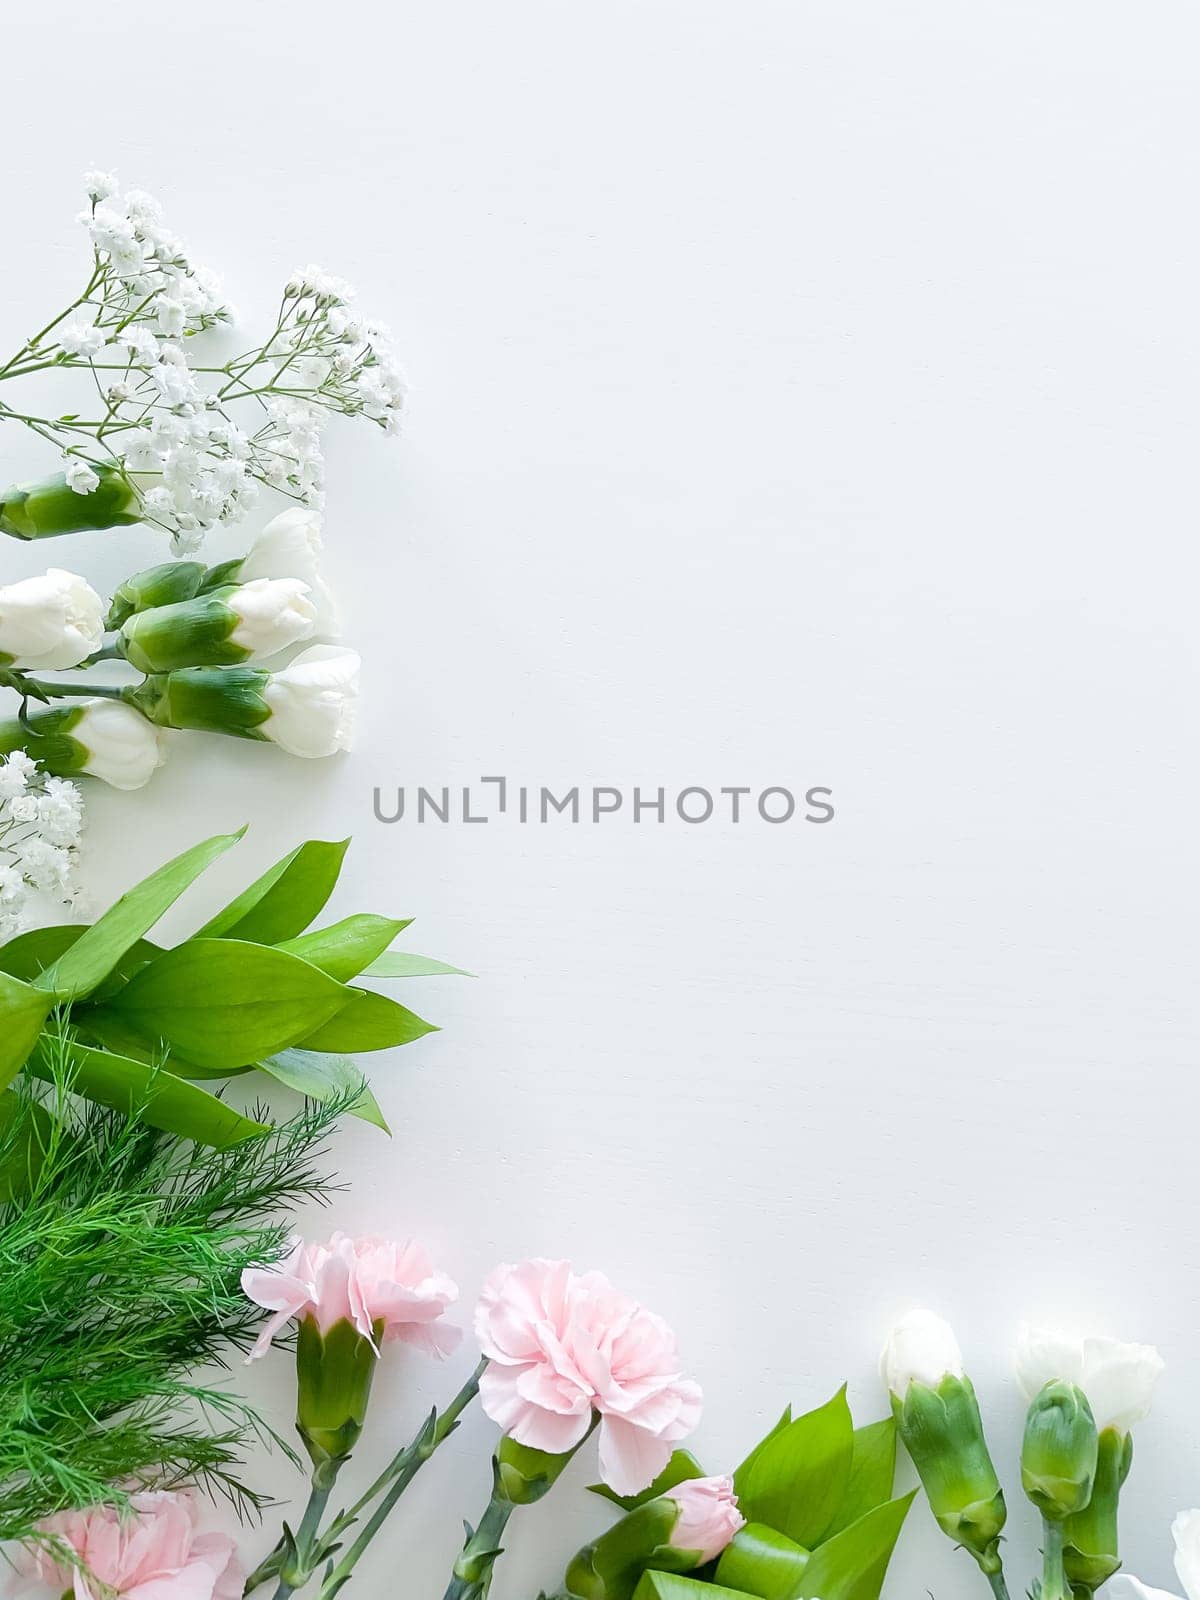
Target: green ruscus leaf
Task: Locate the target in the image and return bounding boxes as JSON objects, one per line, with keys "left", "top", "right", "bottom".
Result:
{"left": 278, "top": 915, "right": 411, "bottom": 982}
{"left": 25, "top": 1037, "right": 269, "bottom": 1148}
{"left": 825, "top": 1420, "right": 897, "bottom": 1537}
{"left": 634, "top": 1575, "right": 750, "bottom": 1600}
{"left": 296, "top": 988, "right": 437, "bottom": 1053}
{"left": 35, "top": 829, "right": 245, "bottom": 1001}
{"left": 196, "top": 839, "right": 350, "bottom": 944}
{"left": 790, "top": 1493, "right": 916, "bottom": 1600}
{"left": 733, "top": 1388, "right": 854, "bottom": 1548}
{"left": 102, "top": 940, "right": 352, "bottom": 1070}
{"left": 0, "top": 972, "right": 54, "bottom": 1090}
{"left": 715, "top": 1523, "right": 811, "bottom": 1600}
{"left": 258, "top": 1048, "right": 390, "bottom": 1132}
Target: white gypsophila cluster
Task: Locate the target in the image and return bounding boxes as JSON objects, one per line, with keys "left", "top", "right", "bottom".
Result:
{"left": 0, "top": 176, "right": 407, "bottom": 554}
{"left": 0, "top": 751, "right": 84, "bottom": 937}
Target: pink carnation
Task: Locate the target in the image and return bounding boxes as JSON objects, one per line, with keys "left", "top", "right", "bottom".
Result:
{"left": 12, "top": 1491, "right": 241, "bottom": 1600}
{"left": 474, "top": 1258, "right": 703, "bottom": 1496}
{"left": 241, "top": 1232, "right": 461, "bottom": 1360}
{"left": 668, "top": 1475, "right": 745, "bottom": 1562}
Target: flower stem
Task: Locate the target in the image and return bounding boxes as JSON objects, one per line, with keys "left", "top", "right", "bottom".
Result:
{"left": 18, "top": 678, "right": 127, "bottom": 702}
{"left": 315, "top": 1362, "right": 484, "bottom": 1598}
{"left": 265, "top": 1471, "right": 336, "bottom": 1600}
{"left": 986, "top": 1570, "right": 1012, "bottom": 1600}
{"left": 441, "top": 1490, "right": 515, "bottom": 1600}
{"left": 1042, "top": 1517, "right": 1067, "bottom": 1600}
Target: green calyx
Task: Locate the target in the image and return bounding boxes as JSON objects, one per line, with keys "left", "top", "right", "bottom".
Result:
{"left": 564, "top": 1497, "right": 690, "bottom": 1600}
{"left": 1063, "top": 1426, "right": 1133, "bottom": 1593}
{"left": 125, "top": 664, "right": 271, "bottom": 738}
{"left": 0, "top": 706, "right": 89, "bottom": 776}
{"left": 1022, "top": 1381, "right": 1099, "bottom": 1522}
{"left": 496, "top": 1432, "right": 587, "bottom": 1506}
{"left": 295, "top": 1315, "right": 381, "bottom": 1468}
{"left": 0, "top": 467, "right": 140, "bottom": 540}
{"left": 106, "top": 561, "right": 207, "bottom": 629}
{"left": 120, "top": 590, "right": 245, "bottom": 674}
{"left": 891, "top": 1372, "right": 1007, "bottom": 1574}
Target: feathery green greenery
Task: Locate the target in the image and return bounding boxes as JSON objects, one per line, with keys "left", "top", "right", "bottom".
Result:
{"left": 0, "top": 1029, "right": 348, "bottom": 1544}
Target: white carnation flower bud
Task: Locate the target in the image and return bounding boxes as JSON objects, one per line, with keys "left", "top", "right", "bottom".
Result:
{"left": 262, "top": 645, "right": 359, "bottom": 758}
{"left": 0, "top": 568, "right": 105, "bottom": 671}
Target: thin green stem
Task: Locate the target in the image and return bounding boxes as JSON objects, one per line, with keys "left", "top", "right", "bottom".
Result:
{"left": 986, "top": 1570, "right": 1012, "bottom": 1600}
{"left": 1043, "top": 1517, "right": 1067, "bottom": 1600}
{"left": 316, "top": 1363, "right": 484, "bottom": 1598}
{"left": 267, "top": 1476, "right": 335, "bottom": 1600}
{"left": 441, "top": 1492, "right": 514, "bottom": 1600}
{"left": 17, "top": 678, "right": 127, "bottom": 702}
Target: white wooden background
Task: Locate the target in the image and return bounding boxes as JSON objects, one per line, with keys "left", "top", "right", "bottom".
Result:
{"left": 4, "top": 3, "right": 1200, "bottom": 1595}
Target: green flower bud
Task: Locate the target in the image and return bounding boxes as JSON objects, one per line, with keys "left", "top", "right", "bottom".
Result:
{"left": 106, "top": 562, "right": 207, "bottom": 629}
{"left": 1063, "top": 1426, "right": 1133, "bottom": 1594}
{"left": 295, "top": 1315, "right": 381, "bottom": 1471}
{"left": 496, "top": 1434, "right": 586, "bottom": 1506}
{"left": 0, "top": 468, "right": 140, "bottom": 540}
{"left": 891, "top": 1374, "right": 1007, "bottom": 1574}
{"left": 1022, "top": 1380, "right": 1099, "bottom": 1521}
{"left": 563, "top": 1497, "right": 686, "bottom": 1600}
{"left": 126, "top": 665, "right": 272, "bottom": 740}
{"left": 120, "top": 593, "right": 248, "bottom": 674}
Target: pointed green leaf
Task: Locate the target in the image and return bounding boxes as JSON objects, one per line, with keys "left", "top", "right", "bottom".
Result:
{"left": 715, "top": 1523, "right": 810, "bottom": 1600}
{"left": 25, "top": 1037, "right": 269, "bottom": 1148}
{"left": 588, "top": 1451, "right": 706, "bottom": 1512}
{"left": 734, "top": 1389, "right": 854, "bottom": 1548}
{"left": 297, "top": 988, "right": 436, "bottom": 1053}
{"left": 0, "top": 924, "right": 85, "bottom": 980}
{"left": 259, "top": 1048, "right": 390, "bottom": 1132}
{"left": 0, "top": 972, "right": 54, "bottom": 1089}
{"left": 279, "top": 915, "right": 411, "bottom": 982}
{"left": 825, "top": 1420, "right": 897, "bottom": 1538}
{"left": 363, "top": 950, "right": 472, "bottom": 979}
{"left": 792, "top": 1493, "right": 916, "bottom": 1600}
{"left": 196, "top": 838, "right": 350, "bottom": 943}
{"left": 104, "top": 939, "right": 352, "bottom": 1069}
{"left": 0, "top": 1089, "right": 54, "bottom": 1200}
{"left": 36, "top": 829, "right": 245, "bottom": 1000}
{"left": 634, "top": 1575, "right": 749, "bottom": 1600}
{"left": 734, "top": 1408, "right": 794, "bottom": 1483}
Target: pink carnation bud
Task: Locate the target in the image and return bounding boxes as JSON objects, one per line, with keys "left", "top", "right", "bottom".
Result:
{"left": 14, "top": 1490, "right": 241, "bottom": 1600}
{"left": 668, "top": 1475, "right": 745, "bottom": 1563}
{"left": 475, "top": 1258, "right": 703, "bottom": 1497}
{"left": 241, "top": 1232, "right": 461, "bottom": 1360}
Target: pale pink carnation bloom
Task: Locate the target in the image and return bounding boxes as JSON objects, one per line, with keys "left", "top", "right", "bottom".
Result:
{"left": 11, "top": 1490, "right": 240, "bottom": 1600}
{"left": 668, "top": 1475, "right": 745, "bottom": 1562}
{"left": 241, "top": 1232, "right": 461, "bottom": 1360}
{"left": 474, "top": 1258, "right": 703, "bottom": 1496}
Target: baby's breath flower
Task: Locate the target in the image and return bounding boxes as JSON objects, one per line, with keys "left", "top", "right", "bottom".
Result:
{"left": 0, "top": 752, "right": 84, "bottom": 935}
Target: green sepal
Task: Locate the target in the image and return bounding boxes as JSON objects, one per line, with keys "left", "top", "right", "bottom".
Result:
{"left": 120, "top": 591, "right": 245, "bottom": 673}
{"left": 197, "top": 839, "right": 350, "bottom": 943}
{"left": 106, "top": 561, "right": 206, "bottom": 628}
{"left": 733, "top": 1387, "right": 854, "bottom": 1548}
{"left": 0, "top": 706, "right": 89, "bottom": 777}
{"left": 1021, "top": 1380, "right": 1098, "bottom": 1522}
{"left": 892, "top": 1372, "right": 1006, "bottom": 1573}
{"left": 102, "top": 939, "right": 353, "bottom": 1069}
{"left": 0, "top": 466, "right": 140, "bottom": 539}
{"left": 715, "top": 1524, "right": 811, "bottom": 1600}
{"left": 1063, "top": 1427, "right": 1133, "bottom": 1594}
{"left": 565, "top": 1498, "right": 689, "bottom": 1600}
{"left": 125, "top": 665, "right": 272, "bottom": 737}
{"left": 296, "top": 1315, "right": 381, "bottom": 1467}
{"left": 496, "top": 1434, "right": 585, "bottom": 1505}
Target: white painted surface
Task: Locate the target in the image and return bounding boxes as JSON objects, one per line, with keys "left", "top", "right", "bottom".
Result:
{"left": 3, "top": 2, "right": 1199, "bottom": 1594}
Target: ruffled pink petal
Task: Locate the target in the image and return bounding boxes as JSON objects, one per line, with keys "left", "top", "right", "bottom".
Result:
{"left": 390, "top": 1318, "right": 464, "bottom": 1359}
{"left": 597, "top": 1415, "right": 674, "bottom": 1497}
